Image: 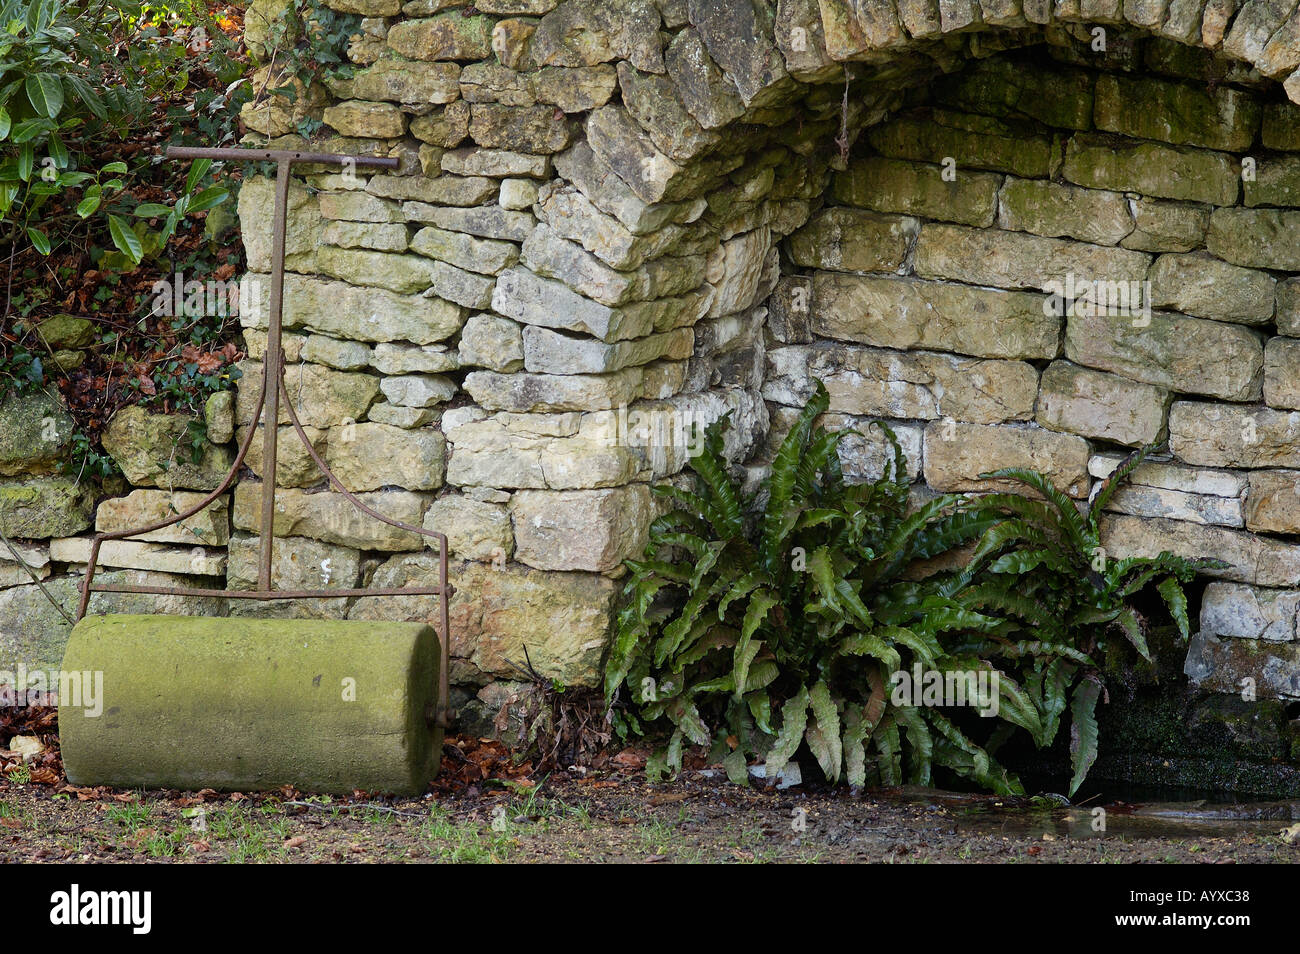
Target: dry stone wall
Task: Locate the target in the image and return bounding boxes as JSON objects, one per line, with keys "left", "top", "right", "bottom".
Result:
{"left": 8, "top": 0, "right": 1300, "bottom": 732}
{"left": 769, "top": 41, "right": 1300, "bottom": 703}
{"left": 0, "top": 362, "right": 233, "bottom": 675}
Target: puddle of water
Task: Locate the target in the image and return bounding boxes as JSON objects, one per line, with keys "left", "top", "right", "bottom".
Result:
{"left": 954, "top": 808, "right": 1284, "bottom": 840}
{"left": 1025, "top": 776, "right": 1272, "bottom": 807}
{"left": 887, "top": 785, "right": 1299, "bottom": 840}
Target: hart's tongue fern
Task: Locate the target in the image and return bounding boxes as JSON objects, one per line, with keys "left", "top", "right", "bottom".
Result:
{"left": 605, "top": 387, "right": 1214, "bottom": 797}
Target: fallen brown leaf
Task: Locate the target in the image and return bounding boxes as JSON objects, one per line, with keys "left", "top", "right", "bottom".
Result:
{"left": 612, "top": 748, "right": 647, "bottom": 771}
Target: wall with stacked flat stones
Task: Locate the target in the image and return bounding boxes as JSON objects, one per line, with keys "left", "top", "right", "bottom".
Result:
{"left": 11, "top": 0, "right": 1300, "bottom": 733}
{"left": 767, "top": 41, "right": 1300, "bottom": 703}
{"left": 0, "top": 355, "right": 235, "bottom": 678}
{"left": 231, "top": 0, "right": 1300, "bottom": 724}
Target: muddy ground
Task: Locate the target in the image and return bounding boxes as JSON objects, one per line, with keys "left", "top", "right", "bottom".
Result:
{"left": 4, "top": 751, "right": 1298, "bottom": 864}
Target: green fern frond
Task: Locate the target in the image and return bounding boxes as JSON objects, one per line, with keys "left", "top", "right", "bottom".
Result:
{"left": 893, "top": 704, "right": 933, "bottom": 785}
{"left": 1068, "top": 677, "right": 1103, "bottom": 796}
{"left": 910, "top": 506, "right": 1001, "bottom": 559}
{"left": 842, "top": 705, "right": 869, "bottom": 789}
{"left": 764, "top": 685, "right": 810, "bottom": 779}
{"left": 874, "top": 712, "right": 903, "bottom": 786}
{"left": 1034, "top": 658, "right": 1076, "bottom": 748}
{"left": 688, "top": 414, "right": 746, "bottom": 538}
{"left": 1112, "top": 605, "right": 1150, "bottom": 661}
{"left": 666, "top": 696, "right": 712, "bottom": 746}
{"left": 808, "top": 546, "right": 874, "bottom": 628}
{"left": 1157, "top": 575, "right": 1191, "bottom": 639}
{"left": 806, "top": 680, "right": 843, "bottom": 783}
{"left": 759, "top": 381, "right": 829, "bottom": 568}
{"left": 734, "top": 589, "right": 778, "bottom": 698}
{"left": 796, "top": 426, "right": 850, "bottom": 501}
{"left": 836, "top": 632, "right": 902, "bottom": 671}
{"left": 978, "top": 467, "right": 1089, "bottom": 551}
{"left": 962, "top": 518, "right": 1056, "bottom": 579}
{"left": 1087, "top": 443, "right": 1155, "bottom": 533}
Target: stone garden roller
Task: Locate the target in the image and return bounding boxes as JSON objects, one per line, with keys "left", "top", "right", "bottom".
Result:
{"left": 58, "top": 146, "right": 454, "bottom": 795}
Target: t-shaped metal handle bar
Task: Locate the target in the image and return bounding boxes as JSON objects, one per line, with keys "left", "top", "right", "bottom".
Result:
{"left": 166, "top": 146, "right": 399, "bottom": 589}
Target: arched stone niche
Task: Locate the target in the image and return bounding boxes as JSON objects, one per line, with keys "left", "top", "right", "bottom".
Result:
{"left": 235, "top": 0, "right": 1300, "bottom": 724}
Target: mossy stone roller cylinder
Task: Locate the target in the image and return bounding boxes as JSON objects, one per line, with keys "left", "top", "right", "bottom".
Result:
{"left": 59, "top": 614, "right": 442, "bottom": 795}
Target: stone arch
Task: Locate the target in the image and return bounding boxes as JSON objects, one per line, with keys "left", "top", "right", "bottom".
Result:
{"left": 235, "top": 0, "right": 1300, "bottom": 725}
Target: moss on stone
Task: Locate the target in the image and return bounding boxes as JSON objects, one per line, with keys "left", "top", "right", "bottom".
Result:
{"left": 0, "top": 476, "right": 92, "bottom": 537}
{"left": 60, "top": 614, "right": 442, "bottom": 794}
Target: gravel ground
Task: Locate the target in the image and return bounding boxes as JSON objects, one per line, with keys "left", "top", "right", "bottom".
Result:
{"left": 4, "top": 766, "right": 1298, "bottom": 864}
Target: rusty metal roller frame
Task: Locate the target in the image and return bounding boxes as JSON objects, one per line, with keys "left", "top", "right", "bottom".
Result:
{"left": 61, "top": 146, "right": 455, "bottom": 795}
